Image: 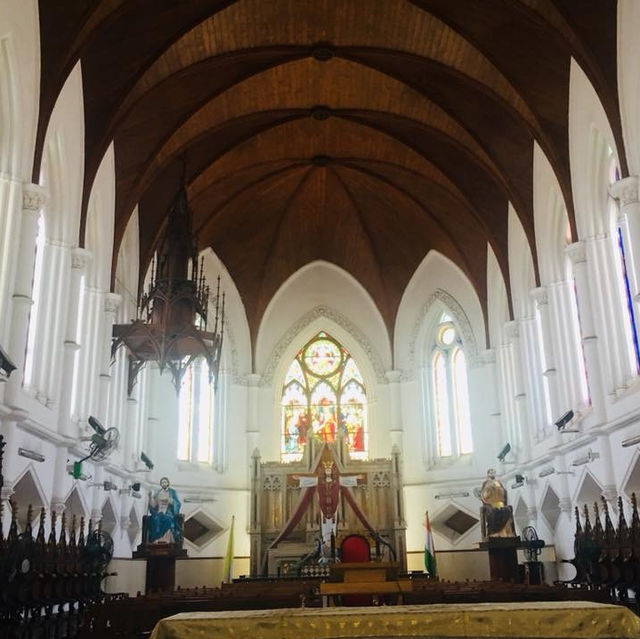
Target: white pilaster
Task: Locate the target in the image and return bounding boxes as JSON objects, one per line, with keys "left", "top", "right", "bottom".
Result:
{"left": 565, "top": 242, "right": 606, "bottom": 423}
{"left": 385, "top": 370, "right": 403, "bottom": 450}
{"left": 97, "top": 293, "right": 121, "bottom": 422}
{"left": 4, "top": 184, "right": 47, "bottom": 404}
{"left": 57, "top": 249, "right": 91, "bottom": 437}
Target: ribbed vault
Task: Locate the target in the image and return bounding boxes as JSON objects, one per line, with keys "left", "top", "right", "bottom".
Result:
{"left": 34, "top": 0, "right": 625, "bottom": 347}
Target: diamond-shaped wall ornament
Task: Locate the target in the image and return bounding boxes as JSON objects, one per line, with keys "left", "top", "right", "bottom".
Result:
{"left": 574, "top": 470, "right": 603, "bottom": 508}
{"left": 541, "top": 485, "right": 561, "bottom": 532}
{"left": 514, "top": 497, "right": 529, "bottom": 535}
{"left": 183, "top": 510, "right": 224, "bottom": 549}
{"left": 128, "top": 505, "right": 140, "bottom": 546}
{"left": 431, "top": 503, "right": 479, "bottom": 543}
{"left": 101, "top": 498, "right": 117, "bottom": 536}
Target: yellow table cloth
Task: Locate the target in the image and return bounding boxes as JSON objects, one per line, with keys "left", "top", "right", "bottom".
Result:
{"left": 149, "top": 601, "right": 640, "bottom": 638}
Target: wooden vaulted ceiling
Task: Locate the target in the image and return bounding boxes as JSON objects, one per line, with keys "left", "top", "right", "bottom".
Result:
{"left": 35, "top": 0, "right": 624, "bottom": 342}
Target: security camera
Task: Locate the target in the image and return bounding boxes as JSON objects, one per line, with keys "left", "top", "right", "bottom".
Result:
{"left": 555, "top": 410, "right": 575, "bottom": 431}
{"left": 131, "top": 482, "right": 141, "bottom": 492}
{"left": 140, "top": 452, "right": 154, "bottom": 470}
{"left": 497, "top": 443, "right": 511, "bottom": 462}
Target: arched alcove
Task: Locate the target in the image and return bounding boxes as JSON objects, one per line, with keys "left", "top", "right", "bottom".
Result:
{"left": 256, "top": 260, "right": 391, "bottom": 379}
{"left": 395, "top": 250, "right": 485, "bottom": 375}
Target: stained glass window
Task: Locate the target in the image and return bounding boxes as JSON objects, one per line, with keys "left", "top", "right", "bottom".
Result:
{"left": 430, "top": 318, "right": 473, "bottom": 458}
{"left": 178, "top": 357, "right": 214, "bottom": 463}
{"left": 281, "top": 332, "right": 367, "bottom": 462}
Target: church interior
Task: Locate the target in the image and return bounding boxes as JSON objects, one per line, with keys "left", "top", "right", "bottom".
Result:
{"left": 2, "top": 1, "right": 640, "bottom": 637}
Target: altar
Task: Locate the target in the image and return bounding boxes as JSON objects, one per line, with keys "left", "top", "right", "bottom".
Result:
{"left": 250, "top": 439, "right": 407, "bottom": 576}
{"left": 149, "top": 601, "right": 640, "bottom": 639}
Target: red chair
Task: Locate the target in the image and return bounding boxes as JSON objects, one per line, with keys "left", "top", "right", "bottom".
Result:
{"left": 340, "top": 534, "right": 371, "bottom": 563}
{"left": 340, "top": 535, "right": 372, "bottom": 606}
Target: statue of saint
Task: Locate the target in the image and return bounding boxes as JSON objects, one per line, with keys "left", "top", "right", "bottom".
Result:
{"left": 147, "top": 477, "right": 182, "bottom": 544}
{"left": 480, "top": 468, "right": 516, "bottom": 540}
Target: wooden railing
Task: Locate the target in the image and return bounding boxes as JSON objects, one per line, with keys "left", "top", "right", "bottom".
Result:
{"left": 0, "top": 434, "right": 126, "bottom": 638}
{"left": 563, "top": 492, "right": 640, "bottom": 610}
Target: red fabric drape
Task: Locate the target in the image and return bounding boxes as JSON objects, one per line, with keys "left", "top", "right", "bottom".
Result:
{"left": 269, "top": 486, "right": 316, "bottom": 548}
{"left": 340, "top": 486, "right": 376, "bottom": 534}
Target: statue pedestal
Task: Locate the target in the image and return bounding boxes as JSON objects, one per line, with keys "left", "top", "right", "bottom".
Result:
{"left": 479, "top": 537, "right": 521, "bottom": 583}
{"left": 133, "top": 543, "right": 187, "bottom": 593}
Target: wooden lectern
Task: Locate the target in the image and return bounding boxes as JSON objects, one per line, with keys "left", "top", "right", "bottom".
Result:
{"left": 479, "top": 537, "right": 521, "bottom": 582}
{"left": 320, "top": 562, "right": 412, "bottom": 606}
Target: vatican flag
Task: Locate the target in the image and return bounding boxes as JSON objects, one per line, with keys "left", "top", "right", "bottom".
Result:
{"left": 223, "top": 515, "right": 235, "bottom": 584}
{"left": 424, "top": 511, "right": 437, "bottom": 578}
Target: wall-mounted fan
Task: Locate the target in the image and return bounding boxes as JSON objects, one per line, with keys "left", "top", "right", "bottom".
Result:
{"left": 72, "top": 416, "right": 120, "bottom": 479}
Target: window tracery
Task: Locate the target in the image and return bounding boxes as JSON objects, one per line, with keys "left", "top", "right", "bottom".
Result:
{"left": 281, "top": 332, "right": 367, "bottom": 463}
{"left": 430, "top": 315, "right": 472, "bottom": 458}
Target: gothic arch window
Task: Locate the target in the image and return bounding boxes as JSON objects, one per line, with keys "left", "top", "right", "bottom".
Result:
{"left": 429, "top": 314, "right": 472, "bottom": 458}
{"left": 178, "top": 357, "right": 214, "bottom": 464}
{"left": 281, "top": 331, "right": 367, "bottom": 463}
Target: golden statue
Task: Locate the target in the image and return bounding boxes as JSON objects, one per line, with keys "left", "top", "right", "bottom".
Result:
{"left": 480, "top": 469, "right": 516, "bottom": 539}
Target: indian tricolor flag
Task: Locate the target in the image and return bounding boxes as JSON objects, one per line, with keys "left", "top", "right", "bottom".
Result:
{"left": 424, "top": 511, "right": 437, "bottom": 578}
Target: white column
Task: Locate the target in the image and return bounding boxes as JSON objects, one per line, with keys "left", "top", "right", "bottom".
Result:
{"left": 530, "top": 287, "right": 560, "bottom": 425}
{"left": 0, "top": 176, "right": 24, "bottom": 346}
{"left": 96, "top": 293, "right": 121, "bottom": 422}
{"left": 246, "top": 373, "right": 261, "bottom": 457}
{"left": 0, "top": 185, "right": 46, "bottom": 489}
{"left": 385, "top": 370, "right": 403, "bottom": 450}
{"left": 57, "top": 248, "right": 91, "bottom": 438}
{"left": 4, "top": 184, "right": 47, "bottom": 404}
{"left": 565, "top": 242, "right": 606, "bottom": 422}
{"left": 504, "top": 321, "right": 531, "bottom": 458}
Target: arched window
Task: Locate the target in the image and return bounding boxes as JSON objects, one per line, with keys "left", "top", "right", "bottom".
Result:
{"left": 610, "top": 150, "right": 640, "bottom": 374}
{"left": 430, "top": 316, "right": 472, "bottom": 458}
{"left": 23, "top": 213, "right": 45, "bottom": 388}
{"left": 177, "top": 357, "right": 214, "bottom": 463}
{"left": 281, "top": 331, "right": 367, "bottom": 463}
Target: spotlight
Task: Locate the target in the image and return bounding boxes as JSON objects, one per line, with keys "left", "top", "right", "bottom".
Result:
{"left": 497, "top": 443, "right": 511, "bottom": 462}
{"left": 88, "top": 416, "right": 106, "bottom": 436}
{"left": 18, "top": 448, "right": 45, "bottom": 463}
{"left": 572, "top": 449, "right": 599, "bottom": 467}
{"left": 131, "top": 482, "right": 141, "bottom": 492}
{"left": 538, "top": 466, "right": 555, "bottom": 478}
{"left": 434, "top": 491, "right": 470, "bottom": 500}
{"left": 140, "top": 452, "right": 154, "bottom": 470}
{"left": 511, "top": 473, "right": 525, "bottom": 489}
{"left": 622, "top": 434, "right": 640, "bottom": 448}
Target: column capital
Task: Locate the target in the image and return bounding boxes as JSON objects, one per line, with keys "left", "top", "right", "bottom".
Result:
{"left": 247, "top": 372, "right": 262, "bottom": 387}
{"left": 472, "top": 348, "right": 495, "bottom": 367}
{"left": 609, "top": 176, "right": 639, "bottom": 207}
{"left": 385, "top": 369, "right": 402, "bottom": 383}
{"left": 504, "top": 320, "right": 519, "bottom": 340}
{"left": 529, "top": 286, "right": 548, "bottom": 307}
{"left": 71, "top": 247, "right": 92, "bottom": 270}
{"left": 104, "top": 292, "right": 122, "bottom": 313}
{"left": 22, "top": 183, "right": 47, "bottom": 212}
{"left": 565, "top": 241, "right": 586, "bottom": 264}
